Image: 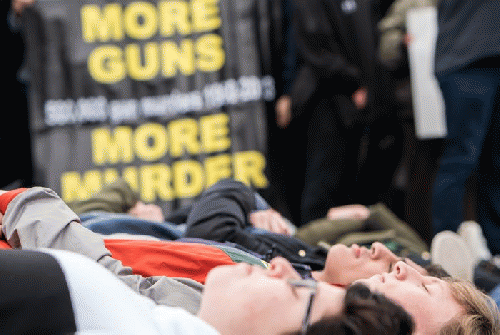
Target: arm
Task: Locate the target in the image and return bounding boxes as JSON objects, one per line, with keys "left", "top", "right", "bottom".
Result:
{"left": 377, "top": 0, "right": 436, "bottom": 67}
{"left": 184, "top": 179, "right": 276, "bottom": 255}
{"left": 0, "top": 188, "right": 28, "bottom": 239}
{"left": 69, "top": 177, "right": 165, "bottom": 222}
{"left": 69, "top": 178, "right": 139, "bottom": 216}
{"left": 1, "top": 187, "right": 203, "bottom": 314}
{"left": 249, "top": 209, "right": 293, "bottom": 236}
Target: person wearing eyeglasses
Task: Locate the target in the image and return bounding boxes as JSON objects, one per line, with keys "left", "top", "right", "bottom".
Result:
{"left": 69, "top": 177, "right": 427, "bottom": 285}
{"left": 0, "top": 185, "right": 428, "bottom": 292}
{"left": 198, "top": 262, "right": 414, "bottom": 335}
{"left": 1, "top": 187, "right": 498, "bottom": 334}
{"left": 0, "top": 247, "right": 414, "bottom": 335}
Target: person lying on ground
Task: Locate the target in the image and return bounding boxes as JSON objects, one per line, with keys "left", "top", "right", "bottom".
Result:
{"left": 0, "top": 187, "right": 206, "bottom": 314}
{"left": 0, "top": 185, "right": 437, "bottom": 291}
{"left": 183, "top": 179, "right": 500, "bottom": 293}
{"left": 69, "top": 178, "right": 437, "bottom": 282}
{"left": 356, "top": 260, "right": 500, "bottom": 335}
{"left": 182, "top": 179, "right": 439, "bottom": 284}
{"left": 70, "top": 177, "right": 428, "bottom": 263}
{"left": 1, "top": 186, "right": 498, "bottom": 334}
{"left": 0, "top": 248, "right": 414, "bottom": 335}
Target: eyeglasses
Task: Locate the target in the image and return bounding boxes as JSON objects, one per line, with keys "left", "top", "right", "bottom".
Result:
{"left": 287, "top": 279, "right": 318, "bottom": 335}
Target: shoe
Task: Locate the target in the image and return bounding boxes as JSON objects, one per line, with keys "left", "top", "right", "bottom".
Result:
{"left": 431, "top": 231, "right": 474, "bottom": 282}
{"left": 492, "top": 255, "right": 500, "bottom": 269}
{"left": 458, "top": 220, "right": 492, "bottom": 265}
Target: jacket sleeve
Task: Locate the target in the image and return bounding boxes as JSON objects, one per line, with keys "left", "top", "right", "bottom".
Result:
{"left": 184, "top": 179, "right": 273, "bottom": 256}
{"left": 377, "top": 0, "right": 436, "bottom": 67}
{"left": 69, "top": 178, "right": 139, "bottom": 216}
{"left": 1, "top": 187, "right": 203, "bottom": 314}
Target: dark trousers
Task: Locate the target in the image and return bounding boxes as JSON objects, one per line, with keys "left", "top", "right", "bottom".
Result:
{"left": 432, "top": 65, "right": 500, "bottom": 254}
{"left": 300, "top": 93, "right": 404, "bottom": 226}
{"left": 300, "top": 96, "right": 361, "bottom": 225}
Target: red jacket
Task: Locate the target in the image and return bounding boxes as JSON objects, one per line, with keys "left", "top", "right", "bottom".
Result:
{"left": 0, "top": 189, "right": 235, "bottom": 284}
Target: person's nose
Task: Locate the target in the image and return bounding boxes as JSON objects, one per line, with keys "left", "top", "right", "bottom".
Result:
{"left": 370, "top": 242, "right": 387, "bottom": 259}
{"left": 267, "top": 257, "right": 302, "bottom": 280}
{"left": 370, "top": 242, "right": 400, "bottom": 262}
{"left": 392, "top": 261, "right": 423, "bottom": 282}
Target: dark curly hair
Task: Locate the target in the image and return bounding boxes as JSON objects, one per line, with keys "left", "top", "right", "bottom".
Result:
{"left": 287, "top": 283, "right": 414, "bottom": 335}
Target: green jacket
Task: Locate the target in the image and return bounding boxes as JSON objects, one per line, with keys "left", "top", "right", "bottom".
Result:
{"left": 295, "top": 203, "right": 429, "bottom": 258}
{"left": 378, "top": 0, "right": 437, "bottom": 67}
{"left": 69, "top": 178, "right": 139, "bottom": 215}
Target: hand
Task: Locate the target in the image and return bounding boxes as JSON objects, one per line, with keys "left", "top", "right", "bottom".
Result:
{"left": 12, "top": 0, "right": 35, "bottom": 16}
{"left": 249, "top": 209, "right": 293, "bottom": 235}
{"left": 352, "top": 87, "right": 368, "bottom": 110}
{"left": 128, "top": 201, "right": 165, "bottom": 223}
{"left": 326, "top": 204, "right": 370, "bottom": 221}
{"left": 275, "top": 95, "right": 292, "bottom": 128}
{"left": 403, "top": 33, "right": 414, "bottom": 47}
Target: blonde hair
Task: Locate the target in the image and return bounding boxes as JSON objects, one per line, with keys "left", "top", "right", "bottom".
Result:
{"left": 438, "top": 278, "right": 500, "bottom": 335}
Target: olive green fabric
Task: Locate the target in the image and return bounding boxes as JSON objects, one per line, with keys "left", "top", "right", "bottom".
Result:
{"left": 295, "top": 203, "right": 429, "bottom": 257}
{"left": 377, "top": 0, "right": 437, "bottom": 65}
{"left": 69, "top": 178, "right": 139, "bottom": 216}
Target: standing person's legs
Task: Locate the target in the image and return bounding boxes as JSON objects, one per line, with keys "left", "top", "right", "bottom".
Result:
{"left": 432, "top": 66, "right": 498, "bottom": 235}
{"left": 354, "top": 114, "right": 405, "bottom": 208}
{"left": 300, "top": 96, "right": 360, "bottom": 225}
{"left": 476, "top": 68, "right": 500, "bottom": 254}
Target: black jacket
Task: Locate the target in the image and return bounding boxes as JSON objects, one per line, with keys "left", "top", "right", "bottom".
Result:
{"left": 291, "top": 0, "right": 394, "bottom": 126}
{"left": 184, "top": 179, "right": 327, "bottom": 271}
{"left": 0, "top": 250, "right": 77, "bottom": 334}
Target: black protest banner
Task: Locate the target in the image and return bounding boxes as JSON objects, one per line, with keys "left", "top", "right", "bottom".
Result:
{"left": 23, "top": 0, "right": 274, "bottom": 212}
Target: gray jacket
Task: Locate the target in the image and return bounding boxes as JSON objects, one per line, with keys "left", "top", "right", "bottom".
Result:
{"left": 1, "top": 187, "right": 203, "bottom": 315}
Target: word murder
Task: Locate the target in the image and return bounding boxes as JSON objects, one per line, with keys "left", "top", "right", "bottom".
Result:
{"left": 44, "top": 76, "right": 275, "bottom": 126}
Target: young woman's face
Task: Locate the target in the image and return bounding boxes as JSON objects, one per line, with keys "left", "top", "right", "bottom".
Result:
{"left": 322, "top": 242, "right": 401, "bottom": 286}
{"left": 356, "top": 261, "right": 463, "bottom": 335}
{"left": 198, "top": 260, "right": 346, "bottom": 335}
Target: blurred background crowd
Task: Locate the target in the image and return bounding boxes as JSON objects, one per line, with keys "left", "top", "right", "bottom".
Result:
{"left": 2, "top": 0, "right": 499, "bottom": 257}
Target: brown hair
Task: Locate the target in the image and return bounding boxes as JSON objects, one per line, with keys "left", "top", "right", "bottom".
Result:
{"left": 439, "top": 278, "right": 500, "bottom": 335}
{"left": 287, "top": 283, "right": 414, "bottom": 335}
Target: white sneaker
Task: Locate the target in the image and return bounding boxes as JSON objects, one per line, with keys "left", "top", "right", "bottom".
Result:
{"left": 431, "top": 231, "right": 475, "bottom": 282}
{"left": 458, "top": 220, "right": 492, "bottom": 265}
